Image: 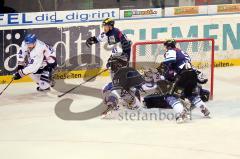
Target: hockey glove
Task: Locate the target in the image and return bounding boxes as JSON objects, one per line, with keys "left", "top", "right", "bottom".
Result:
{"left": 106, "top": 56, "right": 113, "bottom": 69}
{"left": 17, "top": 65, "right": 24, "bottom": 71}
{"left": 86, "top": 36, "right": 98, "bottom": 47}
{"left": 196, "top": 71, "right": 208, "bottom": 84}
{"left": 13, "top": 70, "right": 25, "bottom": 80}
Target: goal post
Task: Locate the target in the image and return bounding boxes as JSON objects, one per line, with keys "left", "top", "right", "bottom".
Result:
{"left": 132, "top": 38, "right": 215, "bottom": 99}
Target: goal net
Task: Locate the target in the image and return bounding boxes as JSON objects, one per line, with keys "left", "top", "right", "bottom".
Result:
{"left": 132, "top": 38, "right": 214, "bottom": 99}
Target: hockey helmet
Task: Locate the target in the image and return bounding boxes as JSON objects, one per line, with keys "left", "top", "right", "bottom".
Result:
{"left": 164, "top": 39, "right": 177, "bottom": 48}
{"left": 102, "top": 18, "right": 115, "bottom": 27}
{"left": 24, "top": 34, "right": 37, "bottom": 44}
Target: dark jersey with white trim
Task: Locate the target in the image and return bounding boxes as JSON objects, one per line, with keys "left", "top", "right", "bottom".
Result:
{"left": 97, "top": 28, "right": 131, "bottom": 60}
{"left": 163, "top": 48, "right": 191, "bottom": 73}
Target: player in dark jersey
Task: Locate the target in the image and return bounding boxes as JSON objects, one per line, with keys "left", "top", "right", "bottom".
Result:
{"left": 86, "top": 18, "right": 141, "bottom": 116}
{"left": 86, "top": 18, "right": 131, "bottom": 62}
{"left": 162, "top": 39, "right": 210, "bottom": 122}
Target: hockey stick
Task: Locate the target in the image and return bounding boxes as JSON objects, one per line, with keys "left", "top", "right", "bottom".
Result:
{"left": 58, "top": 68, "right": 108, "bottom": 98}
{"left": 0, "top": 78, "right": 14, "bottom": 96}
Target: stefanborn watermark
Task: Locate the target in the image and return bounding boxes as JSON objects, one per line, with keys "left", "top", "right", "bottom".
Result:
{"left": 53, "top": 54, "right": 107, "bottom": 120}
{"left": 118, "top": 109, "right": 181, "bottom": 121}
{"left": 53, "top": 53, "right": 175, "bottom": 121}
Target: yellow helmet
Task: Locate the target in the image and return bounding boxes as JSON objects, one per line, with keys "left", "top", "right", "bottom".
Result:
{"left": 164, "top": 39, "right": 177, "bottom": 48}
{"left": 102, "top": 18, "right": 115, "bottom": 27}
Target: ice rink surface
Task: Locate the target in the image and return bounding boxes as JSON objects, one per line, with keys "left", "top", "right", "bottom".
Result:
{"left": 0, "top": 66, "right": 240, "bottom": 159}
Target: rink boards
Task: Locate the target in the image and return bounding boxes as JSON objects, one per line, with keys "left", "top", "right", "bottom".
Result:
{"left": 0, "top": 14, "right": 240, "bottom": 84}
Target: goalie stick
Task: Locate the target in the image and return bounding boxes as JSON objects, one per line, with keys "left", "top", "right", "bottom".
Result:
{"left": 58, "top": 68, "right": 108, "bottom": 98}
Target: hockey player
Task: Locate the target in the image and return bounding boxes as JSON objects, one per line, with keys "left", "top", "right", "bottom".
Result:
{"left": 161, "top": 39, "right": 210, "bottom": 122}
{"left": 86, "top": 18, "right": 131, "bottom": 64}
{"left": 86, "top": 18, "right": 140, "bottom": 115}
{"left": 13, "top": 34, "right": 57, "bottom": 91}
{"left": 86, "top": 18, "right": 131, "bottom": 85}
{"left": 101, "top": 67, "right": 143, "bottom": 116}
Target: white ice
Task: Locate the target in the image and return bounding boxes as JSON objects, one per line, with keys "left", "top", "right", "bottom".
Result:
{"left": 0, "top": 67, "right": 240, "bottom": 159}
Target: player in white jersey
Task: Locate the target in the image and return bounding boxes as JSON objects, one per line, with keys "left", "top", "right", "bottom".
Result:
{"left": 13, "top": 34, "right": 57, "bottom": 91}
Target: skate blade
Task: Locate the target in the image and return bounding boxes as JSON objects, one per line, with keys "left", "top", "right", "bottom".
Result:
{"left": 176, "top": 118, "right": 188, "bottom": 124}
{"left": 204, "top": 115, "right": 211, "bottom": 119}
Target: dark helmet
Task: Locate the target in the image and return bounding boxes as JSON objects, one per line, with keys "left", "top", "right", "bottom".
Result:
{"left": 102, "top": 18, "right": 115, "bottom": 27}
{"left": 24, "top": 34, "right": 37, "bottom": 44}
{"left": 164, "top": 39, "right": 177, "bottom": 48}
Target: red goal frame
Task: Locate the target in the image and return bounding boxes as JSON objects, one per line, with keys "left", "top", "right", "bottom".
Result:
{"left": 132, "top": 38, "right": 215, "bottom": 99}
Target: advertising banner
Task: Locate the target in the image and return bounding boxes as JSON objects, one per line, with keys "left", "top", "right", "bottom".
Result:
{"left": 0, "top": 23, "right": 104, "bottom": 77}
{"left": 165, "top": 6, "right": 209, "bottom": 16}
{"left": 0, "top": 14, "right": 240, "bottom": 83}
{"left": 217, "top": 4, "right": 240, "bottom": 13}
{"left": 174, "top": 6, "right": 199, "bottom": 15}
{"left": 120, "top": 8, "right": 162, "bottom": 19}
{"left": 0, "top": 8, "right": 120, "bottom": 26}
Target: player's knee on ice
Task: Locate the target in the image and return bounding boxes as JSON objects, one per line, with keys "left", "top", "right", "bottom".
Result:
{"left": 165, "top": 96, "right": 184, "bottom": 114}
